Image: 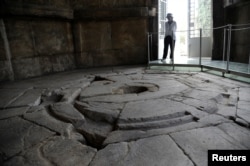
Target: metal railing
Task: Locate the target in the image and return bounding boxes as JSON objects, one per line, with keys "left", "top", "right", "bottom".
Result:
{"left": 147, "top": 23, "right": 250, "bottom": 77}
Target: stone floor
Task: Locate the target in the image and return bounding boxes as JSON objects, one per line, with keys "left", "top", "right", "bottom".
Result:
{"left": 0, "top": 66, "right": 250, "bottom": 166}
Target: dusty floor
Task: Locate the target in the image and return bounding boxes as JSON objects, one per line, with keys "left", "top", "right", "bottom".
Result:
{"left": 0, "top": 66, "right": 250, "bottom": 166}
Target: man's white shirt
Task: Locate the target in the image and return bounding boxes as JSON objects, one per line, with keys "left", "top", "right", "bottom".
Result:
{"left": 164, "top": 21, "right": 177, "bottom": 40}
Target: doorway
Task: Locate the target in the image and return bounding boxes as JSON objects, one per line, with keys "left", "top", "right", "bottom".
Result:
{"left": 158, "top": 0, "right": 212, "bottom": 64}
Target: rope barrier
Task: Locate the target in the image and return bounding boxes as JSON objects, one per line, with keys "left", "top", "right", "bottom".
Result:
{"left": 231, "top": 26, "right": 250, "bottom": 31}
{"left": 147, "top": 23, "right": 250, "bottom": 34}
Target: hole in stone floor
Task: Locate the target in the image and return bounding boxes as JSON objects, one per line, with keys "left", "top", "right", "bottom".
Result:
{"left": 114, "top": 86, "right": 148, "bottom": 94}
{"left": 41, "top": 93, "right": 63, "bottom": 105}
{"left": 93, "top": 76, "right": 112, "bottom": 82}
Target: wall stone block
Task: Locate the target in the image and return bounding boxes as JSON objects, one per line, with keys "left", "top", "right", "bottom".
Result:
{"left": 1, "top": 0, "right": 73, "bottom": 19}
{"left": 12, "top": 57, "right": 42, "bottom": 79}
{"left": 5, "top": 20, "right": 35, "bottom": 59}
{"left": 31, "top": 21, "right": 74, "bottom": 57}
{"left": 0, "top": 61, "right": 11, "bottom": 81}
{"left": 72, "top": 0, "right": 148, "bottom": 9}
{"left": 74, "top": 7, "right": 148, "bottom": 20}
{"left": 3, "top": 19, "right": 75, "bottom": 80}
{"left": 80, "top": 22, "right": 112, "bottom": 52}
{"left": 0, "top": 33, "right": 6, "bottom": 61}
{"left": 112, "top": 19, "right": 147, "bottom": 49}
{"left": 74, "top": 18, "right": 147, "bottom": 67}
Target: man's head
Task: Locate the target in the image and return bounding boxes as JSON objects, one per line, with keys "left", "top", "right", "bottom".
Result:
{"left": 166, "top": 13, "right": 173, "bottom": 21}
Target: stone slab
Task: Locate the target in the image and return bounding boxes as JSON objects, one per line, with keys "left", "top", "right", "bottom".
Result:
{"left": 42, "top": 137, "right": 96, "bottom": 166}
{"left": 0, "top": 107, "right": 29, "bottom": 120}
{"left": 75, "top": 101, "right": 122, "bottom": 123}
{"left": 238, "top": 100, "right": 250, "bottom": 111}
{"left": 217, "top": 104, "right": 237, "bottom": 118}
{"left": 218, "top": 123, "right": 250, "bottom": 148}
{"left": 60, "top": 87, "right": 82, "bottom": 103}
{"left": 239, "top": 87, "right": 250, "bottom": 101}
{"left": 75, "top": 118, "right": 113, "bottom": 148}
{"left": 0, "top": 117, "right": 55, "bottom": 159}
{"left": 237, "top": 108, "right": 250, "bottom": 124}
{"left": 171, "top": 126, "right": 246, "bottom": 166}
{"left": 24, "top": 106, "right": 76, "bottom": 138}
{"left": 0, "top": 89, "right": 28, "bottom": 108}
{"left": 118, "top": 99, "right": 196, "bottom": 123}
{"left": 90, "top": 135, "right": 194, "bottom": 166}
{"left": 104, "top": 115, "right": 230, "bottom": 146}
{"left": 8, "top": 89, "right": 43, "bottom": 108}
{"left": 4, "top": 137, "right": 96, "bottom": 166}
{"left": 50, "top": 102, "right": 85, "bottom": 124}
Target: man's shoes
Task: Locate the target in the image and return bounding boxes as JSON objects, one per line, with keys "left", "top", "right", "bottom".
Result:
{"left": 161, "top": 59, "right": 166, "bottom": 62}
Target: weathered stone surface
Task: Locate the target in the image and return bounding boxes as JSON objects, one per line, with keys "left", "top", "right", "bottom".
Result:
{"left": 104, "top": 114, "right": 231, "bottom": 146}
{"left": 239, "top": 87, "right": 250, "bottom": 101}
{"left": 90, "top": 135, "right": 194, "bottom": 166}
{"left": 4, "top": 137, "right": 96, "bottom": 166}
{"left": 75, "top": 101, "right": 122, "bottom": 123}
{"left": 183, "top": 89, "right": 224, "bottom": 101}
{"left": 182, "top": 98, "right": 218, "bottom": 115}
{"left": 42, "top": 137, "right": 96, "bottom": 166}
{"left": 80, "top": 79, "right": 189, "bottom": 102}
{"left": 24, "top": 106, "right": 76, "bottom": 138}
{"left": 218, "top": 123, "right": 250, "bottom": 148}
{"left": 8, "top": 89, "right": 43, "bottom": 108}
{"left": 237, "top": 107, "right": 250, "bottom": 124}
{"left": 118, "top": 99, "right": 195, "bottom": 123}
{"left": 238, "top": 100, "right": 250, "bottom": 111}
{"left": 79, "top": 80, "right": 116, "bottom": 98}
{"left": 50, "top": 102, "right": 85, "bottom": 124}
{"left": 235, "top": 118, "right": 249, "bottom": 127}
{"left": 118, "top": 115, "right": 194, "bottom": 130}
{"left": 75, "top": 118, "right": 113, "bottom": 148}
{"left": 60, "top": 87, "right": 82, "bottom": 103}
{"left": 3, "top": 144, "right": 53, "bottom": 166}
{"left": 171, "top": 127, "right": 246, "bottom": 166}
{"left": 0, "top": 107, "right": 29, "bottom": 120}
{"left": 217, "top": 104, "right": 237, "bottom": 118}
{"left": 0, "top": 67, "right": 250, "bottom": 166}
{"left": 198, "top": 114, "right": 231, "bottom": 126}
{"left": 0, "top": 117, "right": 55, "bottom": 159}
{"left": 0, "top": 88, "right": 28, "bottom": 108}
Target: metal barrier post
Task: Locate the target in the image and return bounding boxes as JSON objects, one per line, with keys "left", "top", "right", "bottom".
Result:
{"left": 199, "top": 28, "right": 202, "bottom": 66}
{"left": 150, "top": 34, "right": 152, "bottom": 62}
{"left": 147, "top": 33, "right": 151, "bottom": 65}
{"left": 226, "top": 24, "right": 232, "bottom": 73}
{"left": 248, "top": 52, "right": 250, "bottom": 74}
{"left": 223, "top": 28, "right": 227, "bottom": 61}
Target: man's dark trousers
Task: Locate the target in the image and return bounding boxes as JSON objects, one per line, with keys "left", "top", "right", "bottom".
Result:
{"left": 162, "top": 35, "right": 175, "bottom": 60}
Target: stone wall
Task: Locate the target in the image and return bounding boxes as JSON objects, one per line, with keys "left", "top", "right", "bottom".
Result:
{"left": 0, "top": 0, "right": 151, "bottom": 81}
{"left": 226, "top": 1, "right": 250, "bottom": 63}
{"left": 212, "top": 0, "right": 250, "bottom": 63}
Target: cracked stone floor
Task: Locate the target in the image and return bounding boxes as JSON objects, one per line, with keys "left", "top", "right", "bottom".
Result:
{"left": 0, "top": 66, "right": 250, "bottom": 166}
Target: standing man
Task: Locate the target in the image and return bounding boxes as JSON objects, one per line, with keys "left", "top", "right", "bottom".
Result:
{"left": 162, "top": 13, "right": 177, "bottom": 63}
